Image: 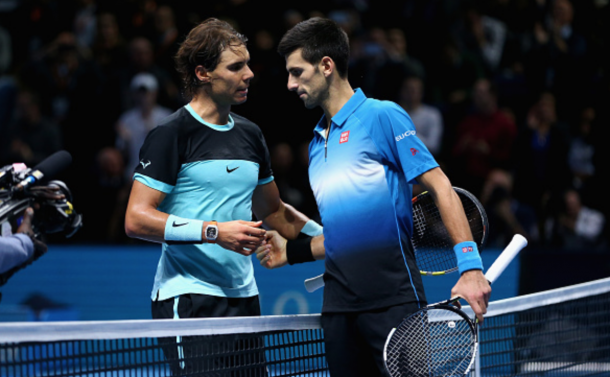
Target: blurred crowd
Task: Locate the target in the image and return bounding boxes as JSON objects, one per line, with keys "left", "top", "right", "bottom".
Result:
{"left": 1, "top": 0, "right": 608, "bottom": 251}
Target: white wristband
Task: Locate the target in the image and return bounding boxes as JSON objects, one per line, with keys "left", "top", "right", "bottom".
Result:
{"left": 301, "top": 220, "right": 323, "bottom": 237}
{"left": 164, "top": 215, "right": 204, "bottom": 242}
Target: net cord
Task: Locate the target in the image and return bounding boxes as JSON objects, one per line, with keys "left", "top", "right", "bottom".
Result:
{"left": 0, "top": 313, "right": 322, "bottom": 343}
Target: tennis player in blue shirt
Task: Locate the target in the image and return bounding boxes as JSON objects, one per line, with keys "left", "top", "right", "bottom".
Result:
{"left": 257, "top": 17, "right": 491, "bottom": 377}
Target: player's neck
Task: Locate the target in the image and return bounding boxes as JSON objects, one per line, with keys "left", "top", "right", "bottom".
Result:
{"left": 189, "top": 96, "right": 232, "bottom": 125}
{"left": 322, "top": 79, "right": 354, "bottom": 122}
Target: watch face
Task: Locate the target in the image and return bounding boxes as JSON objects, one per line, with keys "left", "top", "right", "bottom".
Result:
{"left": 206, "top": 226, "right": 217, "bottom": 240}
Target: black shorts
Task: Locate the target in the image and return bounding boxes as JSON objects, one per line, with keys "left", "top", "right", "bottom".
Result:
{"left": 151, "top": 293, "right": 261, "bottom": 320}
{"left": 152, "top": 294, "right": 266, "bottom": 377}
{"left": 321, "top": 302, "right": 422, "bottom": 377}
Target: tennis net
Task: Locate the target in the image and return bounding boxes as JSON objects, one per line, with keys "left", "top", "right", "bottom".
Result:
{"left": 1, "top": 277, "right": 609, "bottom": 376}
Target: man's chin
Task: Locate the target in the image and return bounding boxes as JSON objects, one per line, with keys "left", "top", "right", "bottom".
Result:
{"left": 234, "top": 96, "right": 248, "bottom": 105}
{"left": 303, "top": 101, "right": 317, "bottom": 109}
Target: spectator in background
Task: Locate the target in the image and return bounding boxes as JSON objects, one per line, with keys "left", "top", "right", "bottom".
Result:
{"left": 112, "top": 36, "right": 182, "bottom": 114}
{"left": 480, "top": 168, "right": 539, "bottom": 248}
{"left": 91, "top": 12, "right": 129, "bottom": 78}
{"left": 73, "top": 0, "right": 98, "bottom": 50}
{"left": 522, "top": 0, "right": 589, "bottom": 121}
{"left": 115, "top": 72, "right": 172, "bottom": 180}
{"left": 151, "top": 5, "right": 180, "bottom": 83}
{"left": 0, "top": 24, "right": 18, "bottom": 161}
{"left": 455, "top": 2, "right": 507, "bottom": 77}
{"left": 449, "top": 78, "right": 517, "bottom": 197}
{"left": 568, "top": 106, "right": 597, "bottom": 192}
{"left": 398, "top": 76, "right": 444, "bottom": 158}
{"left": 4, "top": 88, "right": 63, "bottom": 167}
{"left": 386, "top": 28, "right": 425, "bottom": 82}
{"left": 426, "top": 35, "right": 486, "bottom": 128}
{"left": 369, "top": 27, "right": 426, "bottom": 101}
{"left": 512, "top": 91, "right": 572, "bottom": 223}
{"left": 77, "top": 147, "right": 130, "bottom": 243}
{"left": 546, "top": 188, "right": 607, "bottom": 251}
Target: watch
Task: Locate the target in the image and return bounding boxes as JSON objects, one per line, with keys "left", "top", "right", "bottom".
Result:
{"left": 205, "top": 221, "right": 218, "bottom": 243}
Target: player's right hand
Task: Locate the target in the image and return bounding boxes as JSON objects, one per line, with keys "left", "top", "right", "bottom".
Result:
{"left": 255, "top": 230, "right": 288, "bottom": 269}
{"left": 217, "top": 220, "right": 266, "bottom": 256}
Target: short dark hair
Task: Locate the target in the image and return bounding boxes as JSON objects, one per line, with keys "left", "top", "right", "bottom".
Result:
{"left": 277, "top": 17, "right": 350, "bottom": 78}
{"left": 174, "top": 18, "right": 248, "bottom": 99}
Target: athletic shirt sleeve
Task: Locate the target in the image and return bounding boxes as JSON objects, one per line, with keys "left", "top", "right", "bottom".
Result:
{"left": 133, "top": 125, "right": 182, "bottom": 191}
{"left": 253, "top": 125, "right": 273, "bottom": 183}
{"left": 366, "top": 101, "right": 438, "bottom": 183}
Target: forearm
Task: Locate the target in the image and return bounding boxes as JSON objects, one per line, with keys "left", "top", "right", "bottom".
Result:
{"left": 433, "top": 188, "right": 473, "bottom": 244}
{"left": 124, "top": 206, "right": 171, "bottom": 243}
{"left": 419, "top": 168, "right": 482, "bottom": 274}
{"left": 0, "top": 235, "right": 34, "bottom": 274}
{"left": 262, "top": 201, "right": 310, "bottom": 240}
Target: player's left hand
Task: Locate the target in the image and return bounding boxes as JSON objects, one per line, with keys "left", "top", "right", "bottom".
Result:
{"left": 450, "top": 269, "right": 491, "bottom": 323}
{"left": 255, "top": 230, "right": 288, "bottom": 269}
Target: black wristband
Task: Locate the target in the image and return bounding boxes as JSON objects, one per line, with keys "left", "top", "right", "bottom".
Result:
{"left": 286, "top": 237, "right": 315, "bottom": 265}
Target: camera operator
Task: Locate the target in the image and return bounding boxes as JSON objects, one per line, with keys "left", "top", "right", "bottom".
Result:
{"left": 1, "top": 185, "right": 66, "bottom": 284}
{"left": 0, "top": 207, "right": 47, "bottom": 274}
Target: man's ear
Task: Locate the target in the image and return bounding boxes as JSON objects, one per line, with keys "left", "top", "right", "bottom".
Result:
{"left": 195, "top": 65, "right": 211, "bottom": 84}
{"left": 320, "top": 56, "right": 334, "bottom": 78}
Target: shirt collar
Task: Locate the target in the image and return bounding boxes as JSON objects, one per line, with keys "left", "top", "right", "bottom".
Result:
{"left": 185, "top": 104, "right": 234, "bottom": 131}
{"left": 313, "top": 88, "right": 367, "bottom": 138}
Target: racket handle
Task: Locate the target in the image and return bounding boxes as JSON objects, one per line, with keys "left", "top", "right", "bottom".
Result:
{"left": 484, "top": 234, "right": 528, "bottom": 284}
{"left": 304, "top": 274, "right": 324, "bottom": 292}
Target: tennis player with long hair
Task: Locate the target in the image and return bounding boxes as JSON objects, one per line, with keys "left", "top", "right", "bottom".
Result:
{"left": 256, "top": 17, "right": 491, "bottom": 377}
{"left": 124, "top": 17, "right": 323, "bottom": 375}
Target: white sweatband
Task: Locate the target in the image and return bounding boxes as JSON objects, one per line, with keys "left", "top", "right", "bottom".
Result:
{"left": 164, "top": 215, "right": 203, "bottom": 242}
{"left": 301, "top": 220, "right": 323, "bottom": 237}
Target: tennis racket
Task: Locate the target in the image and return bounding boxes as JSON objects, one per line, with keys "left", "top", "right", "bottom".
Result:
{"left": 383, "top": 234, "right": 528, "bottom": 377}
{"left": 304, "top": 187, "right": 488, "bottom": 292}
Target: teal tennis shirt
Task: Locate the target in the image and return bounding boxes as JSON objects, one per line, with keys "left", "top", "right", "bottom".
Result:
{"left": 134, "top": 104, "right": 273, "bottom": 300}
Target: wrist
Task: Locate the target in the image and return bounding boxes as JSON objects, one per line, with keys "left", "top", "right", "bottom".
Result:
{"left": 453, "top": 241, "right": 483, "bottom": 275}
{"left": 301, "top": 220, "right": 323, "bottom": 237}
{"left": 286, "top": 237, "right": 315, "bottom": 265}
{"left": 203, "top": 221, "right": 219, "bottom": 243}
{"left": 164, "top": 215, "right": 204, "bottom": 242}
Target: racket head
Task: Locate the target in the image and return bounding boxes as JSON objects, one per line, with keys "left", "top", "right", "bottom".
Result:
{"left": 411, "top": 187, "right": 489, "bottom": 275}
{"left": 383, "top": 304, "right": 478, "bottom": 377}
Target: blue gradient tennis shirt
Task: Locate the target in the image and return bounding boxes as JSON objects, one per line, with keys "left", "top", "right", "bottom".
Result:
{"left": 308, "top": 88, "right": 439, "bottom": 312}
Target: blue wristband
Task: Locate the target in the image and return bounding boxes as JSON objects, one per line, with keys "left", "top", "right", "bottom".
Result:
{"left": 164, "top": 215, "right": 204, "bottom": 242}
{"left": 301, "top": 220, "right": 323, "bottom": 237}
{"left": 453, "top": 241, "right": 483, "bottom": 275}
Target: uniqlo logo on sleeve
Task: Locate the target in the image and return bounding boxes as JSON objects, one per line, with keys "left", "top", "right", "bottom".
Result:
{"left": 462, "top": 246, "right": 474, "bottom": 253}
{"left": 340, "top": 131, "right": 350, "bottom": 144}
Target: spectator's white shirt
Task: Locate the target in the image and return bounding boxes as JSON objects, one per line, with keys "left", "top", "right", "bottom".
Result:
{"left": 116, "top": 106, "right": 172, "bottom": 179}
{"left": 408, "top": 104, "right": 444, "bottom": 156}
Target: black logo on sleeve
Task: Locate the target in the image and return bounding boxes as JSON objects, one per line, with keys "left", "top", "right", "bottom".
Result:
{"left": 172, "top": 221, "right": 189, "bottom": 227}
{"left": 226, "top": 166, "right": 240, "bottom": 173}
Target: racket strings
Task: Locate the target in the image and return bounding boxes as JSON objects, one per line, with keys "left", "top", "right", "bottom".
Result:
{"left": 386, "top": 309, "right": 476, "bottom": 377}
{"left": 412, "top": 189, "right": 488, "bottom": 275}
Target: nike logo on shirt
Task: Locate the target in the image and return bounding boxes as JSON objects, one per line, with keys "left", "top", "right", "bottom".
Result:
{"left": 226, "top": 166, "right": 239, "bottom": 173}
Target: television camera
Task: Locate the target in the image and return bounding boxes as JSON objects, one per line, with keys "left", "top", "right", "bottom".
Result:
{"left": 0, "top": 151, "right": 82, "bottom": 286}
